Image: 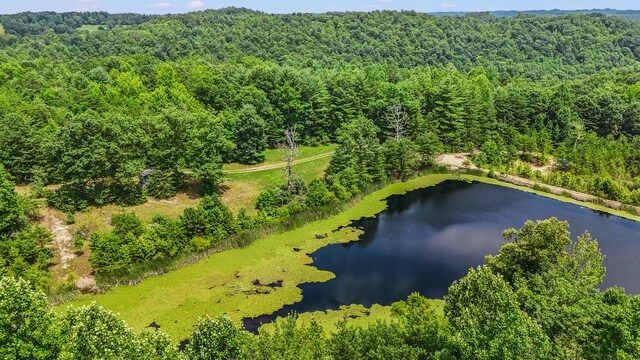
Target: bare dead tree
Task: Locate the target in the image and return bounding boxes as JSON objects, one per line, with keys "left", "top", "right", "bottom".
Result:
{"left": 386, "top": 104, "right": 409, "bottom": 142}
{"left": 278, "top": 126, "right": 299, "bottom": 192}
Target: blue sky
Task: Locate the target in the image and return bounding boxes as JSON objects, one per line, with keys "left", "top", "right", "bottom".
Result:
{"left": 1, "top": 0, "right": 639, "bottom": 15}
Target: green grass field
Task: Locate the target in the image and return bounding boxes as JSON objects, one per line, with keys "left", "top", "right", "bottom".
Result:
{"left": 66, "top": 145, "right": 335, "bottom": 233}
{"left": 77, "top": 24, "right": 104, "bottom": 33}
{"left": 222, "top": 154, "right": 333, "bottom": 213}
{"left": 223, "top": 144, "right": 336, "bottom": 171}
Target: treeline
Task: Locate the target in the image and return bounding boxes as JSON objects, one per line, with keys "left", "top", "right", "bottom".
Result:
{"left": 0, "top": 166, "right": 52, "bottom": 290}
{"left": 4, "top": 218, "right": 640, "bottom": 359}
{"left": 2, "top": 56, "right": 640, "bottom": 209}
{"left": 1, "top": 10, "right": 640, "bottom": 78}
{"left": 436, "top": 9, "right": 640, "bottom": 22}
{"left": 0, "top": 11, "right": 149, "bottom": 36}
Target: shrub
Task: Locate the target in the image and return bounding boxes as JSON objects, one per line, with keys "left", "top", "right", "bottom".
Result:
{"left": 188, "top": 316, "right": 250, "bottom": 360}
{"left": 73, "top": 235, "right": 84, "bottom": 254}
{"left": 65, "top": 212, "right": 75, "bottom": 225}
{"left": 111, "top": 212, "right": 144, "bottom": 238}
{"left": 516, "top": 163, "right": 533, "bottom": 178}
{"left": 190, "top": 236, "right": 211, "bottom": 252}
{"left": 46, "top": 182, "right": 91, "bottom": 212}
{"left": 305, "top": 179, "right": 337, "bottom": 208}
{"left": 59, "top": 272, "right": 79, "bottom": 291}
{"left": 589, "top": 175, "right": 627, "bottom": 201}
{"left": 145, "top": 170, "right": 184, "bottom": 199}
{"left": 256, "top": 187, "right": 293, "bottom": 215}
{"left": 182, "top": 195, "right": 237, "bottom": 242}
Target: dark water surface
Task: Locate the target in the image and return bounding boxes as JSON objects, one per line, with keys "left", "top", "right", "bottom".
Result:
{"left": 244, "top": 181, "right": 640, "bottom": 332}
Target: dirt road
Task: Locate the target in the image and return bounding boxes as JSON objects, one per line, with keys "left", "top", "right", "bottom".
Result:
{"left": 225, "top": 151, "right": 335, "bottom": 174}
{"left": 435, "top": 153, "right": 640, "bottom": 214}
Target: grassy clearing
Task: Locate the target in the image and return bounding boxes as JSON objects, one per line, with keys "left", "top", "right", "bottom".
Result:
{"left": 15, "top": 146, "right": 334, "bottom": 293}
{"left": 223, "top": 144, "right": 336, "bottom": 171}
{"left": 68, "top": 145, "right": 334, "bottom": 231}
{"left": 72, "top": 192, "right": 201, "bottom": 232}
{"left": 77, "top": 24, "right": 104, "bottom": 32}
{"left": 222, "top": 155, "right": 332, "bottom": 213}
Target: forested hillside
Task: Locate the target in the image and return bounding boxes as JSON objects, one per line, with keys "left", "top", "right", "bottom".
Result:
{"left": 435, "top": 9, "right": 640, "bottom": 22}
{"left": 1, "top": 9, "right": 640, "bottom": 78}
{"left": 2, "top": 8, "right": 640, "bottom": 359}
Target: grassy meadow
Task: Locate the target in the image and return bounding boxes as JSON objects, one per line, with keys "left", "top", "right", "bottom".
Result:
{"left": 76, "top": 24, "right": 103, "bottom": 32}
{"left": 67, "top": 144, "right": 336, "bottom": 233}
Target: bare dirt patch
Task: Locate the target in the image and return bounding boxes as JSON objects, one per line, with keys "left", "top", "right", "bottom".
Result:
{"left": 515, "top": 159, "right": 554, "bottom": 175}
{"left": 435, "top": 153, "right": 478, "bottom": 170}
{"left": 42, "top": 208, "right": 75, "bottom": 272}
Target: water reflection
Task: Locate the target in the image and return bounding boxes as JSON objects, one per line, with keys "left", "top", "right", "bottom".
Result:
{"left": 243, "top": 180, "right": 640, "bottom": 332}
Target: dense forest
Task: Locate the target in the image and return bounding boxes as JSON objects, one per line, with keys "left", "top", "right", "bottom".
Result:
{"left": 1, "top": 9, "right": 640, "bottom": 77}
{"left": 2, "top": 8, "right": 640, "bottom": 359}
{"left": 436, "top": 9, "right": 640, "bottom": 22}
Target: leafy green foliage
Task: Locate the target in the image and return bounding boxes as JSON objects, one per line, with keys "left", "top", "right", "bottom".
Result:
{"left": 0, "top": 168, "right": 52, "bottom": 290}
{"left": 0, "top": 167, "right": 27, "bottom": 235}
{"left": 90, "top": 195, "right": 236, "bottom": 275}
{"left": 181, "top": 195, "right": 238, "bottom": 242}
{"left": 3, "top": 8, "right": 640, "bottom": 358}
{"left": 445, "top": 267, "right": 551, "bottom": 359}
{"left": 0, "top": 277, "right": 58, "bottom": 360}
{"left": 326, "top": 117, "right": 385, "bottom": 193}
{"left": 145, "top": 170, "right": 184, "bottom": 200}
{"left": 305, "top": 179, "right": 337, "bottom": 208}
{"left": 235, "top": 104, "right": 267, "bottom": 164}
{"left": 4, "top": 11, "right": 640, "bottom": 78}
{"left": 188, "top": 316, "right": 250, "bottom": 360}
{"left": 59, "top": 303, "right": 179, "bottom": 360}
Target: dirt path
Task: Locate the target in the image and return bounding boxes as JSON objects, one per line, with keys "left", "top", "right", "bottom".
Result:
{"left": 41, "top": 208, "right": 75, "bottom": 271}
{"left": 436, "top": 153, "right": 640, "bottom": 214}
{"left": 226, "top": 151, "right": 334, "bottom": 174}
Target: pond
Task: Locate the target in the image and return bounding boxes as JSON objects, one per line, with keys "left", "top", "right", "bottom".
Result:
{"left": 244, "top": 180, "right": 640, "bottom": 332}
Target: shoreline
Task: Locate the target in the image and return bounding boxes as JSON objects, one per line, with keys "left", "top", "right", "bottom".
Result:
{"left": 56, "top": 172, "right": 640, "bottom": 341}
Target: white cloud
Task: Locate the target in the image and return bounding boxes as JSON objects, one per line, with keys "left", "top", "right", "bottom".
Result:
{"left": 187, "top": 0, "right": 205, "bottom": 8}
{"left": 150, "top": 2, "right": 173, "bottom": 8}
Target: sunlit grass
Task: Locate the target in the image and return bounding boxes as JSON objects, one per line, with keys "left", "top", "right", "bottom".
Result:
{"left": 258, "top": 300, "right": 444, "bottom": 334}
{"left": 77, "top": 24, "right": 104, "bottom": 32}
{"left": 223, "top": 144, "right": 336, "bottom": 171}
{"left": 221, "top": 155, "right": 332, "bottom": 213}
